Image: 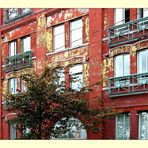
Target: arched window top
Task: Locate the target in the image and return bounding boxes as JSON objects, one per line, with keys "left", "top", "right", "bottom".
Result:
{"left": 51, "top": 117, "right": 87, "bottom": 140}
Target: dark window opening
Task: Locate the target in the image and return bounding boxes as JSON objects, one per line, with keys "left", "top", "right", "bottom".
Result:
{"left": 125, "top": 9, "right": 130, "bottom": 23}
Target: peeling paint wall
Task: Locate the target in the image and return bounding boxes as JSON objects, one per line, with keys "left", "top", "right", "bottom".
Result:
{"left": 47, "top": 8, "right": 89, "bottom": 27}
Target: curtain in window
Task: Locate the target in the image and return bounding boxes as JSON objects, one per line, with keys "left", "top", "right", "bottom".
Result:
{"left": 139, "top": 112, "right": 148, "bottom": 139}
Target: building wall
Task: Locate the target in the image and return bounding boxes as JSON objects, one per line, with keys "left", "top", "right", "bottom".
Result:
{"left": 0, "top": 8, "right": 103, "bottom": 140}
{"left": 1, "top": 8, "right": 148, "bottom": 140}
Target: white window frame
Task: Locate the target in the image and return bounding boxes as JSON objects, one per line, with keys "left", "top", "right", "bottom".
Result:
{"left": 70, "top": 18, "right": 83, "bottom": 47}
{"left": 116, "top": 113, "right": 130, "bottom": 140}
{"left": 21, "top": 36, "right": 31, "bottom": 52}
{"left": 10, "top": 123, "right": 17, "bottom": 140}
{"left": 9, "top": 78, "right": 17, "bottom": 95}
{"left": 53, "top": 24, "right": 65, "bottom": 52}
{"left": 9, "top": 40, "right": 17, "bottom": 57}
{"left": 69, "top": 64, "right": 83, "bottom": 91}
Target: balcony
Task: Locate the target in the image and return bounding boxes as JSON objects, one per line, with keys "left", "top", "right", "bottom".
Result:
{"left": 108, "top": 72, "right": 148, "bottom": 97}
{"left": 4, "top": 51, "right": 32, "bottom": 73}
{"left": 108, "top": 17, "right": 148, "bottom": 48}
{"left": 4, "top": 8, "right": 32, "bottom": 23}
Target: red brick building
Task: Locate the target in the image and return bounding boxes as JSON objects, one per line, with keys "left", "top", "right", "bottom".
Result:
{"left": 0, "top": 8, "right": 148, "bottom": 140}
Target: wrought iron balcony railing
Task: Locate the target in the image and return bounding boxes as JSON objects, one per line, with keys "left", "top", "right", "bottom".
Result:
{"left": 108, "top": 72, "right": 148, "bottom": 97}
{"left": 108, "top": 16, "right": 148, "bottom": 48}
{"left": 4, "top": 8, "right": 32, "bottom": 23}
{"left": 4, "top": 51, "right": 32, "bottom": 73}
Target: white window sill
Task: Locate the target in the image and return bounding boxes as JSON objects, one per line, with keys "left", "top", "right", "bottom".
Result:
{"left": 46, "top": 43, "right": 89, "bottom": 56}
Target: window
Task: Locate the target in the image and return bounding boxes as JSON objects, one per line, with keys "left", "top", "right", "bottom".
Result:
{"left": 53, "top": 24, "right": 65, "bottom": 51}
{"left": 69, "top": 64, "right": 83, "bottom": 91}
{"left": 9, "top": 40, "right": 17, "bottom": 57}
{"left": 138, "top": 49, "right": 148, "bottom": 84}
{"left": 114, "top": 54, "right": 130, "bottom": 77}
{"left": 70, "top": 19, "right": 82, "bottom": 47}
{"left": 114, "top": 9, "right": 130, "bottom": 26}
{"left": 51, "top": 117, "right": 87, "bottom": 139}
{"left": 139, "top": 112, "right": 148, "bottom": 139}
{"left": 5, "top": 8, "right": 32, "bottom": 23}
{"left": 116, "top": 113, "right": 130, "bottom": 140}
{"left": 8, "top": 8, "right": 18, "bottom": 20}
{"left": 21, "top": 8, "right": 31, "bottom": 15}
{"left": 137, "top": 8, "right": 148, "bottom": 19}
{"left": 10, "top": 123, "right": 17, "bottom": 140}
{"left": 138, "top": 49, "right": 148, "bottom": 73}
{"left": 21, "top": 36, "right": 31, "bottom": 52}
{"left": 9, "top": 78, "right": 17, "bottom": 94}
{"left": 21, "top": 80, "right": 27, "bottom": 93}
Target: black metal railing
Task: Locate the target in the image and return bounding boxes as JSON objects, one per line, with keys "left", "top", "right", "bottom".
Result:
{"left": 108, "top": 16, "right": 148, "bottom": 48}
{"left": 4, "top": 51, "right": 32, "bottom": 73}
{"left": 108, "top": 72, "right": 148, "bottom": 97}
{"left": 4, "top": 8, "right": 32, "bottom": 23}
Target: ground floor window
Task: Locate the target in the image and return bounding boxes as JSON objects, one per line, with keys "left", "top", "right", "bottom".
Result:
{"left": 139, "top": 111, "right": 148, "bottom": 139}
{"left": 51, "top": 117, "right": 87, "bottom": 139}
{"left": 10, "top": 123, "right": 17, "bottom": 140}
{"left": 116, "top": 113, "right": 130, "bottom": 139}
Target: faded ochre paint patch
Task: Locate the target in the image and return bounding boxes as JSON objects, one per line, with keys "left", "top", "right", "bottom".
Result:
{"left": 102, "top": 58, "right": 113, "bottom": 87}
{"left": 83, "top": 63, "right": 89, "bottom": 87}
{"left": 37, "top": 13, "right": 46, "bottom": 48}
{"left": 46, "top": 29, "right": 52, "bottom": 52}
{"left": 84, "top": 17, "right": 89, "bottom": 42}
{"left": 37, "top": 13, "right": 46, "bottom": 29}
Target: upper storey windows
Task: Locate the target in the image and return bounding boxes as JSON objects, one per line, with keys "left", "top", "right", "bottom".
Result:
{"left": 70, "top": 19, "right": 83, "bottom": 47}
{"left": 108, "top": 8, "right": 148, "bottom": 48}
{"left": 4, "top": 8, "right": 32, "bottom": 23}
{"left": 114, "top": 8, "right": 130, "bottom": 26}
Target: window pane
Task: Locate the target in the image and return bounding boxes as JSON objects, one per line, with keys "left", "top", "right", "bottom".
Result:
{"left": 54, "top": 25, "right": 64, "bottom": 35}
{"left": 115, "top": 9, "right": 124, "bottom": 25}
{"left": 71, "top": 74, "right": 83, "bottom": 91}
{"left": 143, "top": 8, "right": 148, "bottom": 17}
{"left": 70, "top": 64, "right": 82, "bottom": 74}
{"left": 115, "top": 55, "right": 123, "bottom": 77}
{"left": 51, "top": 117, "right": 87, "bottom": 139}
{"left": 139, "top": 112, "right": 148, "bottom": 139}
{"left": 71, "top": 19, "right": 82, "bottom": 30}
{"left": 53, "top": 25, "right": 65, "bottom": 51}
{"left": 70, "top": 28, "right": 82, "bottom": 47}
{"left": 23, "top": 36, "right": 31, "bottom": 52}
{"left": 54, "top": 34, "right": 65, "bottom": 51}
{"left": 9, "top": 78, "right": 17, "bottom": 94}
{"left": 124, "top": 54, "right": 130, "bottom": 76}
{"left": 70, "top": 19, "right": 82, "bottom": 47}
{"left": 9, "top": 8, "right": 18, "bottom": 19}
{"left": 138, "top": 50, "right": 148, "bottom": 73}
{"left": 70, "top": 65, "right": 83, "bottom": 91}
{"left": 22, "top": 8, "right": 30, "bottom": 14}
{"left": 10, "top": 123, "right": 16, "bottom": 140}
{"left": 137, "top": 8, "right": 143, "bottom": 19}
{"left": 116, "top": 113, "right": 130, "bottom": 140}
{"left": 9, "top": 41, "right": 17, "bottom": 56}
